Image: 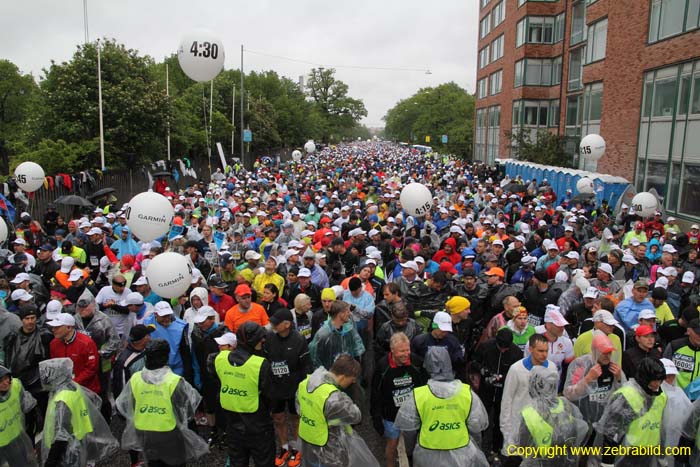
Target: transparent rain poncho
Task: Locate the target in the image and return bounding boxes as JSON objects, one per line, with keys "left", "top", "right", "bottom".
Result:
{"left": 394, "top": 347, "right": 489, "bottom": 467}
{"left": 0, "top": 377, "right": 38, "bottom": 467}
{"left": 516, "top": 366, "right": 590, "bottom": 467}
{"left": 295, "top": 366, "right": 370, "bottom": 467}
{"left": 681, "top": 398, "right": 700, "bottom": 467}
{"left": 563, "top": 331, "right": 625, "bottom": 424}
{"left": 661, "top": 378, "right": 691, "bottom": 467}
{"left": 595, "top": 378, "right": 670, "bottom": 467}
{"left": 115, "top": 366, "right": 209, "bottom": 464}
{"left": 39, "top": 358, "right": 118, "bottom": 466}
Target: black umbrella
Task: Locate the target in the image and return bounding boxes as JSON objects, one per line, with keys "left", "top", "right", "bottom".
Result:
{"left": 152, "top": 171, "right": 172, "bottom": 177}
{"left": 88, "top": 187, "right": 116, "bottom": 200}
{"left": 54, "top": 195, "right": 94, "bottom": 207}
{"left": 503, "top": 182, "right": 526, "bottom": 193}
{"left": 569, "top": 193, "right": 596, "bottom": 205}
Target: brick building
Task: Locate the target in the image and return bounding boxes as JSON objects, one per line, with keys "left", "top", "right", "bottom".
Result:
{"left": 474, "top": 0, "right": 700, "bottom": 219}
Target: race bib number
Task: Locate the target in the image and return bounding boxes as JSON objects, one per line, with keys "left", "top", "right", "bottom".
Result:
{"left": 589, "top": 384, "right": 612, "bottom": 402}
{"left": 271, "top": 361, "right": 290, "bottom": 376}
{"left": 392, "top": 387, "right": 412, "bottom": 407}
{"left": 90, "top": 256, "right": 99, "bottom": 266}
{"left": 673, "top": 353, "right": 695, "bottom": 372}
{"left": 298, "top": 323, "right": 312, "bottom": 340}
{"left": 232, "top": 251, "right": 241, "bottom": 260}
{"left": 528, "top": 315, "right": 542, "bottom": 327}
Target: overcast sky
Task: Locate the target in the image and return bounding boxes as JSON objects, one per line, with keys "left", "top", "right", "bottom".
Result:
{"left": 1, "top": 0, "right": 478, "bottom": 127}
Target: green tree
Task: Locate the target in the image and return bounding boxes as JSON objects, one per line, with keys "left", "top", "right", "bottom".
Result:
{"left": 0, "top": 60, "right": 41, "bottom": 174}
{"left": 306, "top": 68, "right": 367, "bottom": 143}
{"left": 506, "top": 129, "right": 571, "bottom": 167}
{"left": 383, "top": 82, "right": 474, "bottom": 158}
{"left": 39, "top": 39, "right": 168, "bottom": 168}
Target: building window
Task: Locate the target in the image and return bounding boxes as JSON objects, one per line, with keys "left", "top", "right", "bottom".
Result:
{"left": 553, "top": 56, "right": 563, "bottom": 85}
{"left": 555, "top": 13, "right": 566, "bottom": 43}
{"left": 516, "top": 16, "right": 564, "bottom": 47}
{"left": 475, "top": 108, "right": 488, "bottom": 160}
{"left": 515, "top": 60, "right": 524, "bottom": 88}
{"left": 491, "top": 35, "right": 504, "bottom": 62}
{"left": 652, "top": 67, "right": 678, "bottom": 117}
{"left": 480, "top": 14, "right": 491, "bottom": 39}
{"left": 549, "top": 100, "right": 561, "bottom": 127}
{"left": 487, "top": 105, "right": 501, "bottom": 163}
{"left": 490, "top": 70, "right": 503, "bottom": 95}
{"left": 585, "top": 19, "right": 608, "bottom": 64}
{"left": 481, "top": 0, "right": 491, "bottom": 8}
{"left": 514, "top": 58, "right": 561, "bottom": 87}
{"left": 518, "top": 0, "right": 557, "bottom": 6}
{"left": 582, "top": 82, "right": 603, "bottom": 135}
{"left": 649, "top": 0, "right": 700, "bottom": 43}
{"left": 571, "top": 1, "right": 587, "bottom": 45}
{"left": 479, "top": 46, "right": 490, "bottom": 69}
{"left": 512, "top": 100, "right": 558, "bottom": 128}
{"left": 492, "top": 1, "right": 505, "bottom": 28}
{"left": 477, "top": 78, "right": 488, "bottom": 99}
{"left": 568, "top": 47, "right": 584, "bottom": 91}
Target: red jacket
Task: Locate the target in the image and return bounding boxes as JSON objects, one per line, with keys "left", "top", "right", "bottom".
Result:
{"left": 50, "top": 331, "right": 101, "bottom": 394}
{"left": 209, "top": 293, "right": 236, "bottom": 322}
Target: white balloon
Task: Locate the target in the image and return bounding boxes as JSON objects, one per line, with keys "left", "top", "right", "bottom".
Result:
{"left": 292, "top": 150, "right": 302, "bottom": 162}
{"left": 576, "top": 177, "right": 594, "bottom": 194}
{"left": 126, "top": 192, "right": 174, "bottom": 241}
{"left": 145, "top": 252, "right": 193, "bottom": 298}
{"left": 0, "top": 217, "right": 7, "bottom": 243}
{"left": 14, "top": 162, "right": 45, "bottom": 192}
{"left": 400, "top": 183, "right": 433, "bottom": 217}
{"left": 177, "top": 29, "right": 225, "bottom": 82}
{"left": 580, "top": 134, "right": 606, "bottom": 161}
{"left": 304, "top": 140, "right": 316, "bottom": 154}
{"left": 631, "top": 192, "right": 658, "bottom": 218}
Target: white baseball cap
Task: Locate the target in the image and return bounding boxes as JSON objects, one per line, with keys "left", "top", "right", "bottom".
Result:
{"left": 662, "top": 244, "right": 678, "bottom": 254}
{"left": 10, "top": 273, "right": 30, "bottom": 284}
{"left": 622, "top": 254, "right": 638, "bottom": 264}
{"left": 47, "top": 313, "right": 76, "bottom": 327}
{"left": 60, "top": 257, "right": 75, "bottom": 274}
{"left": 565, "top": 251, "right": 580, "bottom": 260}
{"left": 297, "top": 268, "right": 312, "bottom": 278}
{"left": 154, "top": 302, "right": 174, "bottom": 316}
{"left": 521, "top": 256, "right": 537, "bottom": 265}
{"left": 46, "top": 300, "right": 63, "bottom": 320}
{"left": 400, "top": 261, "right": 419, "bottom": 272}
{"left": 432, "top": 311, "right": 453, "bottom": 332}
{"left": 133, "top": 276, "right": 149, "bottom": 286}
{"left": 193, "top": 306, "right": 217, "bottom": 324}
{"left": 592, "top": 310, "right": 618, "bottom": 326}
{"left": 68, "top": 269, "right": 84, "bottom": 282}
{"left": 12, "top": 238, "right": 26, "bottom": 246}
{"left": 125, "top": 292, "right": 144, "bottom": 306}
{"left": 682, "top": 271, "right": 695, "bottom": 284}
{"left": 245, "top": 250, "right": 262, "bottom": 261}
{"left": 10, "top": 289, "right": 32, "bottom": 302}
{"left": 598, "top": 263, "right": 613, "bottom": 276}
{"left": 638, "top": 309, "right": 657, "bottom": 320}
{"left": 583, "top": 287, "right": 599, "bottom": 299}
{"left": 214, "top": 332, "right": 237, "bottom": 347}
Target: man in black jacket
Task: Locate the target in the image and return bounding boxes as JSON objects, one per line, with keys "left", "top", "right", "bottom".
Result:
{"left": 371, "top": 332, "right": 427, "bottom": 467}
{"left": 3, "top": 306, "right": 51, "bottom": 439}
{"left": 264, "top": 309, "right": 310, "bottom": 467}
{"left": 190, "top": 306, "right": 230, "bottom": 445}
{"left": 472, "top": 328, "right": 523, "bottom": 459}
{"left": 215, "top": 322, "right": 275, "bottom": 467}
{"left": 32, "top": 244, "right": 60, "bottom": 289}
